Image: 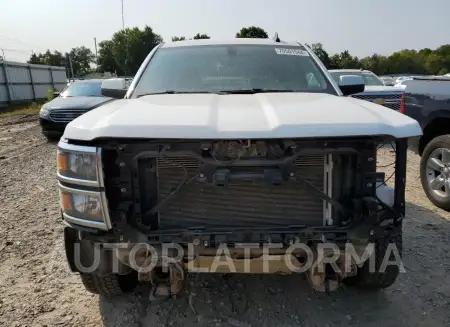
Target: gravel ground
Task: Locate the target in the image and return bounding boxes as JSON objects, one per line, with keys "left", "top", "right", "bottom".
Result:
{"left": 0, "top": 115, "right": 449, "bottom": 327}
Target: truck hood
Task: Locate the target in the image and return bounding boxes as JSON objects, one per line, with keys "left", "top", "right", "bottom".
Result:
{"left": 63, "top": 93, "right": 422, "bottom": 141}
{"left": 42, "top": 96, "right": 113, "bottom": 111}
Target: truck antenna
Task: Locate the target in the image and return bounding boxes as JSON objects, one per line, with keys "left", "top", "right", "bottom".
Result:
{"left": 273, "top": 32, "right": 280, "bottom": 43}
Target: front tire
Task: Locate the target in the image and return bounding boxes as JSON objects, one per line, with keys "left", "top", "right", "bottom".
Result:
{"left": 80, "top": 271, "right": 138, "bottom": 297}
{"left": 420, "top": 135, "right": 450, "bottom": 211}
{"left": 343, "top": 233, "right": 402, "bottom": 290}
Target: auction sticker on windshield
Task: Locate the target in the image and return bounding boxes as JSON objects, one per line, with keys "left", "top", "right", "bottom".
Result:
{"left": 275, "top": 48, "right": 309, "bottom": 56}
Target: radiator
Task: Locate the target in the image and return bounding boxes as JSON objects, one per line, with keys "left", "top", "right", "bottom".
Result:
{"left": 156, "top": 155, "right": 326, "bottom": 229}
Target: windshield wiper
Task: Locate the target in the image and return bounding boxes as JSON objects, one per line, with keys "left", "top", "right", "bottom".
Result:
{"left": 218, "top": 89, "right": 297, "bottom": 94}
{"left": 137, "top": 91, "right": 221, "bottom": 97}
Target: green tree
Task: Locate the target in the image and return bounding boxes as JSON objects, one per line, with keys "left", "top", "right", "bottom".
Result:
{"left": 236, "top": 26, "right": 268, "bottom": 38}
{"left": 338, "top": 50, "right": 360, "bottom": 69}
{"left": 27, "top": 30, "right": 450, "bottom": 78}
{"left": 27, "top": 50, "right": 66, "bottom": 66}
{"left": 329, "top": 54, "right": 342, "bottom": 69}
{"left": 418, "top": 48, "right": 433, "bottom": 57}
{"left": 97, "top": 26, "right": 163, "bottom": 75}
{"left": 67, "top": 46, "right": 95, "bottom": 76}
{"left": 28, "top": 53, "right": 40, "bottom": 64}
{"left": 424, "top": 53, "right": 444, "bottom": 75}
{"left": 435, "top": 45, "right": 450, "bottom": 58}
{"left": 359, "top": 54, "right": 392, "bottom": 75}
{"left": 309, "top": 43, "right": 331, "bottom": 67}
{"left": 97, "top": 40, "right": 117, "bottom": 74}
{"left": 434, "top": 45, "right": 450, "bottom": 73}
{"left": 192, "top": 33, "right": 210, "bottom": 39}
{"left": 388, "top": 50, "right": 426, "bottom": 74}
{"left": 438, "top": 68, "right": 449, "bottom": 75}
{"left": 172, "top": 34, "right": 209, "bottom": 41}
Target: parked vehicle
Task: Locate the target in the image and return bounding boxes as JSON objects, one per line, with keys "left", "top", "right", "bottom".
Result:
{"left": 401, "top": 76, "right": 450, "bottom": 210}
{"left": 380, "top": 76, "right": 395, "bottom": 86}
{"left": 39, "top": 79, "right": 115, "bottom": 141}
{"left": 329, "top": 69, "right": 404, "bottom": 111}
{"left": 394, "top": 78, "right": 414, "bottom": 89}
{"left": 395, "top": 76, "right": 410, "bottom": 83}
{"left": 57, "top": 38, "right": 421, "bottom": 298}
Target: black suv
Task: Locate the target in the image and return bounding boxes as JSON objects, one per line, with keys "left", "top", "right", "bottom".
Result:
{"left": 39, "top": 79, "right": 114, "bottom": 141}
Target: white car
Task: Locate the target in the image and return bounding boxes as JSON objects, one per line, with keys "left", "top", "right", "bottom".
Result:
{"left": 395, "top": 76, "right": 411, "bottom": 83}
{"left": 394, "top": 78, "right": 414, "bottom": 89}
{"left": 57, "top": 38, "right": 421, "bottom": 298}
{"left": 380, "top": 76, "right": 395, "bottom": 86}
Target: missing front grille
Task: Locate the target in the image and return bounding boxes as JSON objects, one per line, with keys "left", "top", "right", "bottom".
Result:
{"left": 156, "top": 155, "right": 325, "bottom": 229}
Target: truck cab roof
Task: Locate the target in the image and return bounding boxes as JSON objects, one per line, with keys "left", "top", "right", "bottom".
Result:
{"left": 161, "top": 38, "right": 302, "bottom": 48}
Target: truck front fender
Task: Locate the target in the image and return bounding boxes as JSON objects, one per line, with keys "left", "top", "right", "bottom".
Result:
{"left": 63, "top": 227, "right": 132, "bottom": 276}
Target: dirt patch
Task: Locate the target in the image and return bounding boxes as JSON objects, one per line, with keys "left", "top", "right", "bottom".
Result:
{"left": 0, "top": 114, "right": 39, "bottom": 127}
{"left": 0, "top": 118, "right": 449, "bottom": 327}
{"left": 0, "top": 117, "right": 44, "bottom": 160}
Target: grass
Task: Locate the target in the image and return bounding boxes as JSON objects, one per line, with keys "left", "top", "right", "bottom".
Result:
{"left": 0, "top": 102, "right": 44, "bottom": 118}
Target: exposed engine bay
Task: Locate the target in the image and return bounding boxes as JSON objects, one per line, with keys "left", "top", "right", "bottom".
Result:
{"left": 210, "top": 140, "right": 286, "bottom": 160}
{"left": 99, "top": 137, "right": 398, "bottom": 235}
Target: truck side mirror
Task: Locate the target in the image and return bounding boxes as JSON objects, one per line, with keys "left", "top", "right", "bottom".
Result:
{"left": 338, "top": 75, "right": 365, "bottom": 96}
{"left": 101, "top": 78, "right": 128, "bottom": 99}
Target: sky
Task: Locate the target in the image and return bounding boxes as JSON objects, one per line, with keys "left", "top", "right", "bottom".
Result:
{"left": 1, "top": 0, "right": 449, "bottom": 63}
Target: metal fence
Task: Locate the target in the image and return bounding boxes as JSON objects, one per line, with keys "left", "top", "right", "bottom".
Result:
{"left": 0, "top": 60, "right": 67, "bottom": 104}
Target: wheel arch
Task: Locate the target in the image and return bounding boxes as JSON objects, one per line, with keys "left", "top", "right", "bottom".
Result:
{"left": 64, "top": 227, "right": 132, "bottom": 276}
{"left": 419, "top": 116, "right": 450, "bottom": 155}
{"left": 64, "top": 227, "right": 79, "bottom": 273}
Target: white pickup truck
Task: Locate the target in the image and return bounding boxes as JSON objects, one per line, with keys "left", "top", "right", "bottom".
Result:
{"left": 57, "top": 39, "right": 421, "bottom": 298}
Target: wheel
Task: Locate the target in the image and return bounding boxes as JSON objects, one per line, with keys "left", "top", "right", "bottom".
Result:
{"left": 343, "top": 233, "right": 402, "bottom": 290}
{"left": 80, "top": 271, "right": 138, "bottom": 297}
{"left": 420, "top": 135, "right": 450, "bottom": 211}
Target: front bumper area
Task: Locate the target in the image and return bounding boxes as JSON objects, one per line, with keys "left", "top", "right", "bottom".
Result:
{"left": 63, "top": 220, "right": 401, "bottom": 293}
{"left": 40, "top": 117, "right": 67, "bottom": 136}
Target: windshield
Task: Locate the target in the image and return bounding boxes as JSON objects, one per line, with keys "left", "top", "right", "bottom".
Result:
{"left": 60, "top": 81, "right": 102, "bottom": 97}
{"left": 133, "top": 44, "right": 336, "bottom": 96}
{"left": 330, "top": 71, "right": 384, "bottom": 86}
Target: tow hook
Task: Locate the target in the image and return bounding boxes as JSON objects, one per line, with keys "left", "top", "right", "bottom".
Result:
{"left": 138, "top": 262, "right": 185, "bottom": 302}
{"left": 307, "top": 244, "right": 346, "bottom": 293}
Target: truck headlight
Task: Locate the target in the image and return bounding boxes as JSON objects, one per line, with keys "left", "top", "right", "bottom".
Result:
{"left": 57, "top": 143, "right": 101, "bottom": 187}
{"left": 57, "top": 142, "right": 110, "bottom": 230}
{"left": 59, "top": 185, "right": 110, "bottom": 230}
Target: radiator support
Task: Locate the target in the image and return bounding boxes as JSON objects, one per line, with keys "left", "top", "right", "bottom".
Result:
{"left": 153, "top": 154, "right": 332, "bottom": 230}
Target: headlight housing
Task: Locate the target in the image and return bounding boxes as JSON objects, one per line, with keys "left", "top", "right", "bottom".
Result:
{"left": 39, "top": 107, "right": 50, "bottom": 119}
{"left": 57, "top": 141, "right": 110, "bottom": 230}
{"left": 59, "top": 184, "right": 110, "bottom": 230}
{"left": 57, "top": 143, "right": 102, "bottom": 187}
